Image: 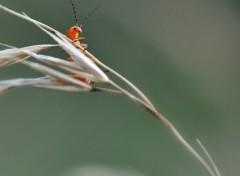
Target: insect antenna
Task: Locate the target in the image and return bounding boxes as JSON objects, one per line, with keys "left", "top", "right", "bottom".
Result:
{"left": 80, "top": 0, "right": 110, "bottom": 28}
{"left": 69, "top": 0, "right": 79, "bottom": 26}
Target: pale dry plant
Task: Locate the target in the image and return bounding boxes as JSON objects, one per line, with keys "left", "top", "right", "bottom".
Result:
{"left": 0, "top": 4, "right": 221, "bottom": 176}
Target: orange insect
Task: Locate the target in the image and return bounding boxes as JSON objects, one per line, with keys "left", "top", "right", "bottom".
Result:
{"left": 66, "top": 0, "right": 103, "bottom": 84}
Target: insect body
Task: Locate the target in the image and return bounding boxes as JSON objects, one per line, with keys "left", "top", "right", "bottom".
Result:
{"left": 65, "top": 0, "right": 107, "bottom": 84}
{"left": 66, "top": 25, "right": 88, "bottom": 61}
{"left": 65, "top": 0, "right": 96, "bottom": 84}
{"left": 66, "top": 25, "right": 92, "bottom": 84}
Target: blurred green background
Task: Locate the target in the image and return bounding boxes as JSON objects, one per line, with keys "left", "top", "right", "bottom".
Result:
{"left": 0, "top": 0, "right": 239, "bottom": 176}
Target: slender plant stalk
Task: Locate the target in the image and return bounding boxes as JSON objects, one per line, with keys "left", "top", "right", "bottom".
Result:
{"left": 0, "top": 4, "right": 220, "bottom": 176}
{"left": 71, "top": 30, "right": 219, "bottom": 176}
{"left": 92, "top": 86, "right": 122, "bottom": 94}
{"left": 0, "top": 5, "right": 57, "bottom": 34}
{"left": 82, "top": 50, "right": 155, "bottom": 109}
{"left": 82, "top": 49, "right": 218, "bottom": 176}
{"left": 108, "top": 81, "right": 217, "bottom": 176}
{"left": 197, "top": 139, "right": 221, "bottom": 176}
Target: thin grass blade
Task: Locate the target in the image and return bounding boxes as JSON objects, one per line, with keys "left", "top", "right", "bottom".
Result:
{"left": 16, "top": 49, "right": 102, "bottom": 82}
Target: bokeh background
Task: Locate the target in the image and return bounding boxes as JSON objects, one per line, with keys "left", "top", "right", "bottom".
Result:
{"left": 0, "top": 0, "right": 239, "bottom": 176}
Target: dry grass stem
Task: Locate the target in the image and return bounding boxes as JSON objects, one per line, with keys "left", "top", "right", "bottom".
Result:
{"left": 197, "top": 139, "right": 221, "bottom": 176}
{"left": 108, "top": 81, "right": 216, "bottom": 176}
{"left": 0, "top": 4, "right": 220, "bottom": 176}
{"left": 83, "top": 49, "right": 155, "bottom": 109}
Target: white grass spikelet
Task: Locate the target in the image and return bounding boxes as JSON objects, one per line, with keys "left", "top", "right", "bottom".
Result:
{"left": 0, "top": 44, "right": 56, "bottom": 68}
{"left": 0, "top": 5, "right": 109, "bottom": 83}
{"left": 0, "top": 77, "right": 87, "bottom": 95}
{"left": 21, "top": 60, "right": 92, "bottom": 90}
{"left": 18, "top": 49, "right": 102, "bottom": 83}
{"left": 35, "top": 24, "right": 109, "bottom": 83}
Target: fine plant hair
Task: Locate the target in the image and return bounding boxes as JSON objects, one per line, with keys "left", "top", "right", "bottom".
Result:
{"left": 0, "top": 4, "right": 221, "bottom": 176}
